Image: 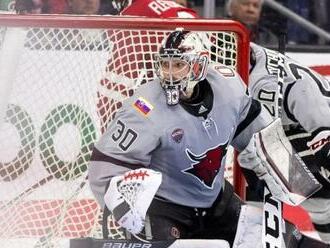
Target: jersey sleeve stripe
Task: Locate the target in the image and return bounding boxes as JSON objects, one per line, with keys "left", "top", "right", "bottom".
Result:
{"left": 234, "top": 99, "right": 262, "bottom": 139}
{"left": 90, "top": 148, "right": 144, "bottom": 170}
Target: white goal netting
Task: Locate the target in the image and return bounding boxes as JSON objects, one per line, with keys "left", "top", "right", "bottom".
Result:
{"left": 0, "top": 15, "right": 249, "bottom": 248}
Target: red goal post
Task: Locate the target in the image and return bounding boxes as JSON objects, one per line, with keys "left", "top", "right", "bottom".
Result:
{"left": 0, "top": 14, "right": 249, "bottom": 247}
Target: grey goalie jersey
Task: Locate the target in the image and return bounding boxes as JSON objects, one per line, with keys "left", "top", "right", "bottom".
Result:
{"left": 249, "top": 42, "right": 330, "bottom": 183}
{"left": 89, "top": 64, "right": 272, "bottom": 208}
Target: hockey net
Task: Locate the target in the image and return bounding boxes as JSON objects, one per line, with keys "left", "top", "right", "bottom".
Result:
{"left": 0, "top": 15, "right": 249, "bottom": 248}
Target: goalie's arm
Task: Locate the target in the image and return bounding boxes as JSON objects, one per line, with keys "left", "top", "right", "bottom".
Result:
{"left": 88, "top": 106, "right": 159, "bottom": 208}
{"left": 89, "top": 159, "right": 132, "bottom": 208}
{"left": 230, "top": 96, "right": 273, "bottom": 153}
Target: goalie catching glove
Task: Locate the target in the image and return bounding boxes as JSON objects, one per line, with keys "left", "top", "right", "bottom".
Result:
{"left": 104, "top": 168, "right": 162, "bottom": 234}
{"left": 238, "top": 119, "right": 321, "bottom": 206}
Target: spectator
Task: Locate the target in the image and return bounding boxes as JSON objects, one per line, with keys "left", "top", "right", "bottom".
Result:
{"left": 225, "top": 0, "right": 278, "bottom": 45}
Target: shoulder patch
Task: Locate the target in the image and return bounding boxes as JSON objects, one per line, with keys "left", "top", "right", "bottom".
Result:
{"left": 133, "top": 97, "right": 154, "bottom": 116}
{"left": 214, "top": 65, "right": 235, "bottom": 77}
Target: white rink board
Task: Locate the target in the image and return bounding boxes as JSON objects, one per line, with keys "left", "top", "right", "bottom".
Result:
{"left": 287, "top": 52, "right": 330, "bottom": 79}
{"left": 0, "top": 49, "right": 108, "bottom": 200}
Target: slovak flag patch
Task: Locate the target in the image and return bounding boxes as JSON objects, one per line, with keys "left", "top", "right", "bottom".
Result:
{"left": 133, "top": 97, "right": 154, "bottom": 115}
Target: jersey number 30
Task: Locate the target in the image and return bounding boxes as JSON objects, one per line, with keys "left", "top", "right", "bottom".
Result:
{"left": 111, "top": 120, "right": 138, "bottom": 151}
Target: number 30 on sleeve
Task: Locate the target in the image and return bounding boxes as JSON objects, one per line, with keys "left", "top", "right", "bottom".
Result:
{"left": 111, "top": 120, "right": 138, "bottom": 151}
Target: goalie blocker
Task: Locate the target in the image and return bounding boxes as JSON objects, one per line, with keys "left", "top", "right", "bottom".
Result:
{"left": 239, "top": 118, "right": 322, "bottom": 206}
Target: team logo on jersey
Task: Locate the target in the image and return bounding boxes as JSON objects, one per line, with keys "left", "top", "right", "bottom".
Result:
{"left": 133, "top": 97, "right": 154, "bottom": 116}
{"left": 171, "top": 128, "right": 184, "bottom": 143}
{"left": 198, "top": 105, "right": 208, "bottom": 114}
{"left": 182, "top": 143, "right": 228, "bottom": 188}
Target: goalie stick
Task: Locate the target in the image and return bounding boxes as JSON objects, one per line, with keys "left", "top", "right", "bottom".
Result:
{"left": 261, "top": 35, "right": 286, "bottom": 248}
{"left": 261, "top": 48, "right": 285, "bottom": 248}
{"left": 70, "top": 238, "right": 231, "bottom": 248}
{"left": 260, "top": 35, "right": 321, "bottom": 248}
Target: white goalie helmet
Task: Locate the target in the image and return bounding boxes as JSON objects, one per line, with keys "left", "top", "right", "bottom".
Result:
{"left": 154, "top": 30, "right": 210, "bottom": 105}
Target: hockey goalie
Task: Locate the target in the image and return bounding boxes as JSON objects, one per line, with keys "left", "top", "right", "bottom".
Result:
{"left": 85, "top": 29, "right": 330, "bottom": 248}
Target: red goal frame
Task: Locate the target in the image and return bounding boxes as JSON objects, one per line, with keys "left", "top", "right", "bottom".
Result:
{"left": 0, "top": 14, "right": 249, "bottom": 247}
{"left": 0, "top": 14, "right": 249, "bottom": 197}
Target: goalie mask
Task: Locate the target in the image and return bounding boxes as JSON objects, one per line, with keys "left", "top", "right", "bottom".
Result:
{"left": 111, "top": 0, "right": 132, "bottom": 13}
{"left": 154, "top": 30, "right": 209, "bottom": 105}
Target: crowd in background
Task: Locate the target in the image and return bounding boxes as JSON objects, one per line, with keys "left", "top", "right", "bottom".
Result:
{"left": 195, "top": 0, "right": 330, "bottom": 46}
{"left": 260, "top": 0, "right": 330, "bottom": 45}
{"left": 0, "top": 0, "right": 329, "bottom": 46}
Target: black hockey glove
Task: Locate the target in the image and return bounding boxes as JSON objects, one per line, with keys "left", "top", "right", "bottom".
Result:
{"left": 307, "top": 130, "right": 330, "bottom": 182}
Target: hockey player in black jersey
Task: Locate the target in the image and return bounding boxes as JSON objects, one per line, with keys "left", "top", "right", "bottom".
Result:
{"left": 88, "top": 30, "right": 330, "bottom": 248}
{"left": 241, "top": 42, "right": 330, "bottom": 244}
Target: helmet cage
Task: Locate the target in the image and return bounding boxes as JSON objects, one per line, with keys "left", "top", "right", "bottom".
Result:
{"left": 154, "top": 49, "right": 209, "bottom": 105}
